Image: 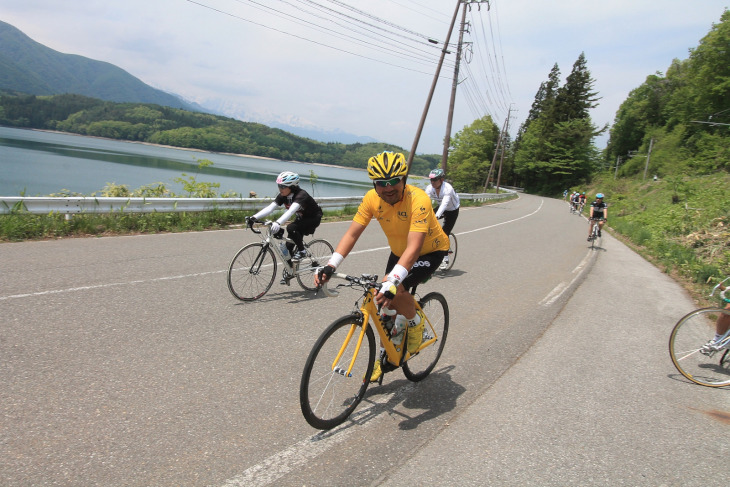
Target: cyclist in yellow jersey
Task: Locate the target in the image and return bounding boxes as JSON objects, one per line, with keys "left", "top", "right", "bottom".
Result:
{"left": 315, "top": 152, "right": 449, "bottom": 382}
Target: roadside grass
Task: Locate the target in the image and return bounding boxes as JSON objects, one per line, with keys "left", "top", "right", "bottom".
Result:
{"left": 582, "top": 172, "right": 730, "bottom": 307}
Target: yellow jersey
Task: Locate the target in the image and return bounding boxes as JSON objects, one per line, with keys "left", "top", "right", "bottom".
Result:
{"left": 353, "top": 184, "right": 449, "bottom": 256}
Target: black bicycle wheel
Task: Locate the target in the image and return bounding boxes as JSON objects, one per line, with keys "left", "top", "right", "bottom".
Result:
{"left": 442, "top": 233, "right": 457, "bottom": 271}
{"left": 295, "top": 239, "right": 334, "bottom": 291}
{"left": 227, "top": 243, "right": 277, "bottom": 301}
{"left": 300, "top": 316, "right": 376, "bottom": 430}
{"left": 669, "top": 307, "right": 730, "bottom": 387}
{"left": 403, "top": 292, "right": 449, "bottom": 382}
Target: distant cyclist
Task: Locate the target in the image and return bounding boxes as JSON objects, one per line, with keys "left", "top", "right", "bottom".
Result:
{"left": 425, "top": 168, "right": 460, "bottom": 270}
{"left": 247, "top": 171, "right": 323, "bottom": 283}
{"left": 571, "top": 191, "right": 581, "bottom": 213}
{"left": 587, "top": 193, "right": 607, "bottom": 241}
{"left": 315, "top": 152, "right": 449, "bottom": 382}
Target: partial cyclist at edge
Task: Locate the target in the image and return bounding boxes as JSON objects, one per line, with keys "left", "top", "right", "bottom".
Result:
{"left": 587, "top": 192, "right": 608, "bottom": 241}
{"left": 425, "top": 168, "right": 460, "bottom": 270}
{"left": 701, "top": 280, "right": 730, "bottom": 355}
{"left": 315, "top": 151, "right": 449, "bottom": 383}
{"left": 247, "top": 171, "right": 323, "bottom": 284}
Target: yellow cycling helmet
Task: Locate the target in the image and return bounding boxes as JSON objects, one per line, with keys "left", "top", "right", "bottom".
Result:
{"left": 367, "top": 152, "right": 408, "bottom": 180}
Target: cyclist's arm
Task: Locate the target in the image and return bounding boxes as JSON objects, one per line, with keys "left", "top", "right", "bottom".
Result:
{"left": 397, "top": 231, "right": 426, "bottom": 272}
{"left": 435, "top": 193, "right": 451, "bottom": 219}
{"left": 374, "top": 230, "right": 426, "bottom": 308}
{"left": 275, "top": 202, "right": 301, "bottom": 225}
{"left": 253, "top": 201, "right": 279, "bottom": 220}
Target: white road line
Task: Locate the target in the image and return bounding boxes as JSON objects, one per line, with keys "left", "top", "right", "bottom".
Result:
{"left": 539, "top": 252, "right": 593, "bottom": 306}
{"left": 219, "top": 385, "right": 414, "bottom": 487}
{"left": 454, "top": 198, "right": 543, "bottom": 236}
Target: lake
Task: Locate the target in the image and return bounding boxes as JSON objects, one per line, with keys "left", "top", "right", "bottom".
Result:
{"left": 0, "top": 126, "right": 384, "bottom": 198}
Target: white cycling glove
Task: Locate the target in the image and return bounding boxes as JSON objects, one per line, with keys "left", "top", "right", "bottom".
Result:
{"left": 271, "top": 222, "right": 281, "bottom": 234}
{"left": 379, "top": 264, "right": 408, "bottom": 298}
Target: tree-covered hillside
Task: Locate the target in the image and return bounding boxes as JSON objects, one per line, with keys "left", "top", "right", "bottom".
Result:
{"left": 0, "top": 93, "right": 436, "bottom": 174}
{"left": 605, "top": 10, "right": 730, "bottom": 178}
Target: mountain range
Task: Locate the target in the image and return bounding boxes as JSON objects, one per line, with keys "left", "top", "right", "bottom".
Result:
{"left": 0, "top": 19, "right": 377, "bottom": 145}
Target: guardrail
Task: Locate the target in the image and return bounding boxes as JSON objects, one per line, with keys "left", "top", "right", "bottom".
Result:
{"left": 0, "top": 191, "right": 514, "bottom": 217}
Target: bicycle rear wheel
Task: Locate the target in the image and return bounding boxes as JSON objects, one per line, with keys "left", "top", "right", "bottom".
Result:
{"left": 403, "top": 292, "right": 449, "bottom": 382}
{"left": 669, "top": 307, "right": 730, "bottom": 387}
{"left": 295, "top": 238, "right": 334, "bottom": 291}
{"left": 441, "top": 233, "right": 457, "bottom": 271}
{"left": 227, "top": 243, "right": 277, "bottom": 301}
{"left": 300, "top": 315, "right": 376, "bottom": 429}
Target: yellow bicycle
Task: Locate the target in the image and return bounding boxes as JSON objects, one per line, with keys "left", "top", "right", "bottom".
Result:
{"left": 299, "top": 272, "right": 449, "bottom": 430}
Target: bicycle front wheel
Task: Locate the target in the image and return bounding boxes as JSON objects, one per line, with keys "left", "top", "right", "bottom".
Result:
{"left": 295, "top": 238, "right": 334, "bottom": 291}
{"left": 227, "top": 243, "right": 277, "bottom": 301}
{"left": 403, "top": 292, "right": 449, "bottom": 382}
{"left": 669, "top": 307, "right": 730, "bottom": 387}
{"left": 300, "top": 316, "right": 376, "bottom": 429}
{"left": 442, "top": 233, "right": 457, "bottom": 271}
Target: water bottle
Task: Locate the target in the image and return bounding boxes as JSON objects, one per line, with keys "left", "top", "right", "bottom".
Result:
{"left": 380, "top": 306, "right": 396, "bottom": 333}
{"left": 390, "top": 314, "right": 407, "bottom": 346}
{"left": 279, "top": 242, "right": 290, "bottom": 259}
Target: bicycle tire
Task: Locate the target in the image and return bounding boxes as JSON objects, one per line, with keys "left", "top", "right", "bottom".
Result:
{"left": 295, "top": 239, "right": 334, "bottom": 291}
{"left": 227, "top": 243, "right": 277, "bottom": 301}
{"left": 669, "top": 307, "right": 730, "bottom": 387}
{"left": 300, "top": 315, "right": 376, "bottom": 429}
{"left": 403, "top": 292, "right": 449, "bottom": 382}
{"left": 442, "top": 233, "right": 457, "bottom": 271}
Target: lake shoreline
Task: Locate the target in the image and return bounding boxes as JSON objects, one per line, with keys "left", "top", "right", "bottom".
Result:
{"left": 24, "top": 127, "right": 371, "bottom": 175}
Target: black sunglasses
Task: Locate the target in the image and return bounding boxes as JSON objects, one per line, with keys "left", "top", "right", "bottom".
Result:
{"left": 374, "top": 177, "right": 402, "bottom": 187}
{"left": 278, "top": 184, "right": 289, "bottom": 189}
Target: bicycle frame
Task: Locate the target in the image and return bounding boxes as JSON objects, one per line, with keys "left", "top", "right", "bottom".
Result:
{"left": 322, "top": 276, "right": 437, "bottom": 376}
{"left": 249, "top": 222, "right": 294, "bottom": 269}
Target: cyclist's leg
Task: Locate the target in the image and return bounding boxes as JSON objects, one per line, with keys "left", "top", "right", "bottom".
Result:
{"left": 286, "top": 220, "right": 305, "bottom": 254}
{"left": 715, "top": 302, "right": 730, "bottom": 342}
{"left": 389, "top": 251, "right": 446, "bottom": 353}
{"left": 441, "top": 208, "right": 459, "bottom": 236}
{"left": 288, "top": 215, "right": 320, "bottom": 255}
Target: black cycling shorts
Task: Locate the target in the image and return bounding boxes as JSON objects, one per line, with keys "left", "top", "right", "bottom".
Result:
{"left": 385, "top": 250, "right": 447, "bottom": 291}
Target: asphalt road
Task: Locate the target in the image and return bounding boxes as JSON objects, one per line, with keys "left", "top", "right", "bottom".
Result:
{"left": 378, "top": 212, "right": 730, "bottom": 487}
{"left": 2, "top": 193, "right": 724, "bottom": 486}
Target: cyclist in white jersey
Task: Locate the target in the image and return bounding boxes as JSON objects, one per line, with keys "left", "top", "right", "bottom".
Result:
{"left": 425, "top": 168, "right": 460, "bottom": 269}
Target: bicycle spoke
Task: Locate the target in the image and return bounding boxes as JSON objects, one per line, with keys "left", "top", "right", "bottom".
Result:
{"left": 227, "top": 243, "right": 276, "bottom": 301}
{"left": 300, "top": 317, "right": 375, "bottom": 429}
{"left": 403, "top": 292, "right": 449, "bottom": 382}
{"left": 669, "top": 307, "right": 730, "bottom": 387}
{"left": 296, "top": 239, "right": 334, "bottom": 291}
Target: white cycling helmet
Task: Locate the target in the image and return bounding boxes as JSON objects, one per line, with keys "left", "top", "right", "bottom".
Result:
{"left": 276, "top": 171, "right": 299, "bottom": 187}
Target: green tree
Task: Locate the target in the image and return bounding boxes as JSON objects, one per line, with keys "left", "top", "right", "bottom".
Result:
{"left": 512, "top": 53, "right": 602, "bottom": 194}
{"left": 445, "top": 115, "right": 500, "bottom": 192}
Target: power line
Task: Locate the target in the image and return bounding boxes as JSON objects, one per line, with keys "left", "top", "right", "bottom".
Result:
{"left": 185, "top": 0, "right": 454, "bottom": 76}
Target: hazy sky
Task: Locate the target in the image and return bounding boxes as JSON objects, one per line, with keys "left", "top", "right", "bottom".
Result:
{"left": 2, "top": 1, "right": 727, "bottom": 155}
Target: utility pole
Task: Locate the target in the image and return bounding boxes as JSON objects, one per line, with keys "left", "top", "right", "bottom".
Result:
{"left": 405, "top": 0, "right": 461, "bottom": 177}
{"left": 642, "top": 138, "right": 654, "bottom": 180}
{"left": 483, "top": 105, "right": 511, "bottom": 191}
{"left": 494, "top": 109, "right": 512, "bottom": 193}
{"left": 614, "top": 156, "right": 620, "bottom": 179}
{"left": 440, "top": 2, "right": 469, "bottom": 175}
